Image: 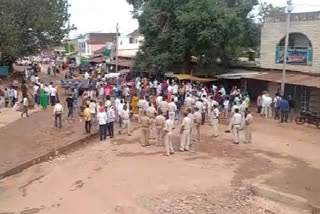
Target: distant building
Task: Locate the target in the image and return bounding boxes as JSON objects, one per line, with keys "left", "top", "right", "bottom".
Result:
{"left": 260, "top": 11, "right": 320, "bottom": 73}
{"left": 78, "top": 33, "right": 117, "bottom": 56}
{"left": 117, "top": 29, "right": 144, "bottom": 57}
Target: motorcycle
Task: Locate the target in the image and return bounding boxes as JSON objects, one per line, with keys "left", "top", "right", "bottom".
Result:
{"left": 295, "top": 111, "right": 320, "bottom": 129}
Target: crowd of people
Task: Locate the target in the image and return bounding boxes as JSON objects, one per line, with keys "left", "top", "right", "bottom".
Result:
{"left": 0, "top": 63, "right": 299, "bottom": 157}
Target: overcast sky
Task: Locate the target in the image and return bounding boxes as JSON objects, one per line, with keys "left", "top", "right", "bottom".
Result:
{"left": 69, "top": 0, "right": 320, "bottom": 38}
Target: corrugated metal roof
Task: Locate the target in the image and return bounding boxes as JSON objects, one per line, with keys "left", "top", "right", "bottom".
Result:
{"left": 248, "top": 71, "right": 320, "bottom": 89}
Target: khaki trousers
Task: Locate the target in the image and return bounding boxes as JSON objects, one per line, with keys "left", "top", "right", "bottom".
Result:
{"left": 180, "top": 129, "right": 191, "bottom": 151}
{"left": 194, "top": 124, "right": 200, "bottom": 142}
{"left": 149, "top": 118, "right": 156, "bottom": 139}
{"left": 121, "top": 119, "right": 131, "bottom": 135}
{"left": 142, "top": 128, "right": 150, "bottom": 146}
{"left": 169, "top": 112, "right": 175, "bottom": 123}
{"left": 138, "top": 109, "right": 144, "bottom": 123}
{"left": 232, "top": 125, "right": 240, "bottom": 143}
{"left": 164, "top": 132, "right": 174, "bottom": 155}
{"left": 156, "top": 126, "right": 164, "bottom": 146}
{"left": 212, "top": 119, "right": 219, "bottom": 137}
{"left": 245, "top": 125, "right": 252, "bottom": 143}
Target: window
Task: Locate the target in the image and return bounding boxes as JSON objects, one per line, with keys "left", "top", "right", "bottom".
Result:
{"left": 129, "top": 37, "right": 136, "bottom": 44}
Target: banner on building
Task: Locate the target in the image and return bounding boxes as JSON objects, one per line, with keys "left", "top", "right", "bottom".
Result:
{"left": 276, "top": 46, "right": 313, "bottom": 65}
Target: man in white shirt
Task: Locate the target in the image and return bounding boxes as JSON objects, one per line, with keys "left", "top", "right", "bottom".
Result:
{"left": 173, "top": 83, "right": 179, "bottom": 95}
{"left": 84, "top": 72, "right": 90, "bottom": 80}
{"left": 211, "top": 105, "right": 220, "bottom": 137}
{"left": 163, "top": 117, "right": 174, "bottom": 156}
{"left": 156, "top": 84, "right": 162, "bottom": 96}
{"left": 219, "top": 86, "right": 226, "bottom": 97}
{"left": 97, "top": 107, "right": 108, "bottom": 141}
{"left": 106, "top": 106, "right": 115, "bottom": 138}
{"left": 89, "top": 100, "right": 97, "bottom": 124}
{"left": 184, "top": 94, "right": 193, "bottom": 111}
{"left": 21, "top": 96, "right": 29, "bottom": 118}
{"left": 119, "top": 105, "right": 131, "bottom": 136}
{"left": 229, "top": 108, "right": 242, "bottom": 144}
{"left": 33, "top": 84, "right": 39, "bottom": 106}
{"left": 195, "top": 99, "right": 204, "bottom": 123}
{"left": 53, "top": 100, "right": 64, "bottom": 128}
{"left": 137, "top": 97, "right": 146, "bottom": 123}
{"left": 156, "top": 95, "right": 163, "bottom": 108}
{"left": 50, "top": 86, "right": 57, "bottom": 106}
{"left": 180, "top": 112, "right": 192, "bottom": 152}
{"left": 167, "top": 99, "right": 177, "bottom": 123}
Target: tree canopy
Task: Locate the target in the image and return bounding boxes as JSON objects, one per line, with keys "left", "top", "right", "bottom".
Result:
{"left": 0, "top": 0, "right": 73, "bottom": 65}
{"left": 127, "top": 0, "right": 258, "bottom": 73}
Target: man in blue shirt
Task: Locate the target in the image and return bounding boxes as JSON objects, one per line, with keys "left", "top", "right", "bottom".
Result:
{"left": 279, "top": 97, "right": 289, "bottom": 123}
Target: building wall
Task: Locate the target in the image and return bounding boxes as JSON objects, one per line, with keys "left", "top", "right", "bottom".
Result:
{"left": 118, "top": 35, "right": 144, "bottom": 57}
{"left": 260, "top": 20, "right": 320, "bottom": 73}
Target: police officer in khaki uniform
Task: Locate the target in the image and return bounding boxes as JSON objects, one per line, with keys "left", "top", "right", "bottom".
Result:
{"left": 193, "top": 107, "right": 202, "bottom": 142}
{"left": 137, "top": 97, "right": 146, "bottom": 123}
{"left": 141, "top": 112, "right": 151, "bottom": 147}
{"left": 245, "top": 110, "right": 253, "bottom": 144}
{"left": 146, "top": 103, "right": 157, "bottom": 139}
{"left": 159, "top": 99, "right": 168, "bottom": 116}
{"left": 187, "top": 109, "right": 195, "bottom": 145}
{"left": 167, "top": 99, "right": 177, "bottom": 123}
{"left": 211, "top": 105, "right": 220, "bottom": 137}
{"left": 180, "top": 112, "right": 192, "bottom": 152}
{"left": 163, "top": 117, "right": 174, "bottom": 156}
{"left": 155, "top": 110, "right": 166, "bottom": 146}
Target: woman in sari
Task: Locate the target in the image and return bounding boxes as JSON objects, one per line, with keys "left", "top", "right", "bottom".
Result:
{"left": 131, "top": 93, "right": 139, "bottom": 114}
{"left": 39, "top": 89, "right": 48, "bottom": 110}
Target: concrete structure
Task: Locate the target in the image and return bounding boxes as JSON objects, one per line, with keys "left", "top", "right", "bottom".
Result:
{"left": 260, "top": 11, "right": 320, "bottom": 73}
{"left": 78, "top": 33, "right": 116, "bottom": 56}
{"left": 118, "top": 29, "right": 143, "bottom": 57}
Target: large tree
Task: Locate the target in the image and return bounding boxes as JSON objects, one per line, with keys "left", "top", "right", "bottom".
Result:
{"left": 127, "top": 0, "right": 258, "bottom": 73}
{"left": 0, "top": 0, "right": 73, "bottom": 66}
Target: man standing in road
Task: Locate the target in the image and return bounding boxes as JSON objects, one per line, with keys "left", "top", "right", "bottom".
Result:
{"left": 146, "top": 102, "right": 157, "bottom": 139}
{"left": 229, "top": 108, "right": 242, "bottom": 144}
{"left": 21, "top": 96, "right": 29, "bottom": 118}
{"left": 119, "top": 105, "right": 131, "bottom": 136}
{"left": 245, "top": 110, "right": 253, "bottom": 144}
{"left": 168, "top": 98, "right": 177, "bottom": 123}
{"left": 288, "top": 95, "right": 295, "bottom": 122}
{"left": 89, "top": 100, "right": 97, "bottom": 124}
{"left": 211, "top": 105, "right": 220, "bottom": 137}
{"left": 141, "top": 112, "right": 151, "bottom": 147}
{"left": 83, "top": 104, "right": 91, "bottom": 134}
{"left": 180, "top": 112, "right": 192, "bottom": 152}
{"left": 184, "top": 94, "right": 192, "bottom": 112}
{"left": 106, "top": 106, "right": 115, "bottom": 138}
{"left": 163, "top": 116, "right": 174, "bottom": 156}
{"left": 65, "top": 94, "right": 73, "bottom": 119}
{"left": 97, "top": 106, "right": 107, "bottom": 141}
{"left": 155, "top": 110, "right": 166, "bottom": 146}
{"left": 280, "top": 97, "right": 289, "bottom": 123}
{"left": 138, "top": 96, "right": 146, "bottom": 123}
{"left": 193, "top": 107, "right": 202, "bottom": 142}
{"left": 53, "top": 100, "right": 63, "bottom": 128}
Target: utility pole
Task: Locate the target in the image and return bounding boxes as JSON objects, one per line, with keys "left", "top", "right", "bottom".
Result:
{"left": 116, "top": 22, "right": 119, "bottom": 73}
{"left": 281, "top": 0, "right": 293, "bottom": 96}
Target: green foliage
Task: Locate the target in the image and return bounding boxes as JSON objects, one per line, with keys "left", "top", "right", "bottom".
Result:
{"left": 127, "top": 0, "right": 258, "bottom": 73}
{"left": 258, "top": 2, "right": 286, "bottom": 24}
{"left": 0, "top": 0, "right": 74, "bottom": 65}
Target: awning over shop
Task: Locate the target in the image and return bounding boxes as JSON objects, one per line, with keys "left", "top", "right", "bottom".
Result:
{"left": 247, "top": 71, "right": 320, "bottom": 89}
{"left": 217, "top": 69, "right": 260, "bottom": 80}
{"left": 173, "top": 74, "right": 217, "bottom": 82}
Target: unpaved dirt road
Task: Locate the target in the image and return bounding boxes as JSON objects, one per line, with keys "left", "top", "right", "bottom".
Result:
{"left": 0, "top": 114, "right": 318, "bottom": 214}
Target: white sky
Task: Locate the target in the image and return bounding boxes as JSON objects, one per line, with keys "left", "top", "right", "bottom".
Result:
{"left": 69, "top": 0, "right": 320, "bottom": 38}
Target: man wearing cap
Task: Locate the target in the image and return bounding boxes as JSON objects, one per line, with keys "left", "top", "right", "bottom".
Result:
{"left": 163, "top": 116, "right": 174, "bottom": 156}
{"left": 137, "top": 96, "right": 146, "bottom": 123}
{"left": 155, "top": 110, "right": 166, "bottom": 146}
{"left": 119, "top": 105, "right": 131, "bottom": 136}
{"left": 193, "top": 107, "right": 202, "bottom": 142}
{"left": 141, "top": 111, "right": 151, "bottom": 147}
{"left": 180, "top": 112, "right": 192, "bottom": 151}
{"left": 168, "top": 98, "right": 177, "bottom": 123}
{"left": 211, "top": 105, "right": 220, "bottom": 137}
{"left": 146, "top": 102, "right": 157, "bottom": 139}
{"left": 229, "top": 108, "right": 242, "bottom": 144}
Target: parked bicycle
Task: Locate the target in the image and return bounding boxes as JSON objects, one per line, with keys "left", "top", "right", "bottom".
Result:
{"left": 295, "top": 111, "right": 320, "bottom": 129}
